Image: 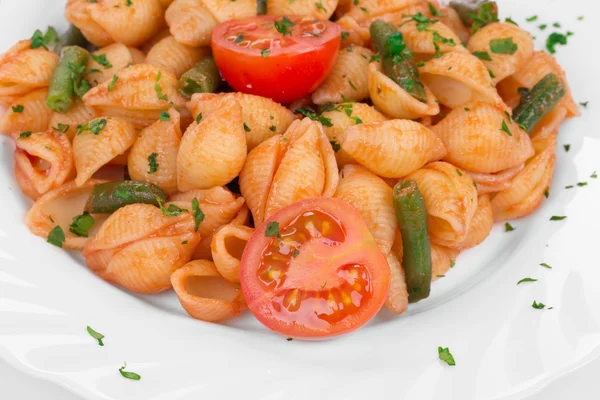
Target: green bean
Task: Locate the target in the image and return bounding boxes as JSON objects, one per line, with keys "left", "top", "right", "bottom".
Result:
{"left": 369, "top": 20, "right": 427, "bottom": 103}
{"left": 393, "top": 179, "right": 432, "bottom": 303}
{"left": 178, "top": 55, "right": 221, "bottom": 98}
{"left": 46, "top": 46, "right": 89, "bottom": 112}
{"left": 84, "top": 181, "right": 167, "bottom": 214}
{"left": 257, "top": 0, "right": 267, "bottom": 15}
{"left": 513, "top": 73, "right": 566, "bottom": 133}
{"left": 56, "top": 25, "right": 92, "bottom": 54}
{"left": 449, "top": 1, "right": 498, "bottom": 31}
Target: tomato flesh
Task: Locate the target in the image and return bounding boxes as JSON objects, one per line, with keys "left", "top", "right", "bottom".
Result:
{"left": 240, "top": 198, "right": 390, "bottom": 339}
{"left": 212, "top": 15, "right": 341, "bottom": 104}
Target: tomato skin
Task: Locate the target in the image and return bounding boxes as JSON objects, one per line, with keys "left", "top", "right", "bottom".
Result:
{"left": 211, "top": 16, "right": 341, "bottom": 104}
{"left": 240, "top": 198, "right": 390, "bottom": 339}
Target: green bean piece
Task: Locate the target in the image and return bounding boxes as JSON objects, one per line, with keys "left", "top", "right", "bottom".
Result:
{"left": 513, "top": 73, "right": 566, "bottom": 133}
{"left": 56, "top": 25, "right": 92, "bottom": 54}
{"left": 84, "top": 181, "right": 167, "bottom": 214}
{"left": 393, "top": 179, "right": 432, "bottom": 303}
{"left": 46, "top": 46, "right": 89, "bottom": 113}
{"left": 178, "top": 55, "right": 221, "bottom": 98}
{"left": 449, "top": 1, "right": 498, "bottom": 31}
{"left": 369, "top": 20, "right": 427, "bottom": 103}
{"left": 257, "top": 0, "right": 267, "bottom": 15}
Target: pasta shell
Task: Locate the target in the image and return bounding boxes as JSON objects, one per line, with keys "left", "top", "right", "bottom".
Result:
{"left": 438, "top": 7, "right": 470, "bottom": 45}
{"left": 467, "top": 163, "right": 524, "bottom": 195}
{"left": 0, "top": 88, "right": 52, "bottom": 134}
{"left": 48, "top": 100, "right": 98, "bottom": 141}
{"left": 431, "top": 243, "right": 459, "bottom": 280}
{"left": 177, "top": 101, "right": 247, "bottom": 191}
{"left": 321, "top": 101, "right": 387, "bottom": 166}
{"left": 399, "top": 19, "right": 467, "bottom": 58}
{"left": 146, "top": 35, "right": 210, "bottom": 78}
{"left": 87, "top": 0, "right": 165, "bottom": 47}
{"left": 467, "top": 22, "right": 534, "bottom": 84}
{"left": 341, "top": 119, "right": 446, "bottom": 178}
{"left": 453, "top": 194, "right": 493, "bottom": 250}
{"left": 164, "top": 0, "right": 216, "bottom": 47}
{"left": 66, "top": 0, "right": 114, "bottom": 46}
{"left": 72, "top": 117, "right": 137, "bottom": 186}
{"left": 140, "top": 28, "right": 172, "bottom": 54}
{"left": 86, "top": 43, "right": 144, "bottom": 86}
{"left": 419, "top": 51, "right": 504, "bottom": 109}
{"left": 0, "top": 41, "right": 59, "bottom": 103}
{"left": 368, "top": 62, "right": 440, "bottom": 120}
{"left": 128, "top": 107, "right": 181, "bottom": 193}
{"left": 407, "top": 161, "right": 478, "bottom": 246}
{"left": 267, "top": 0, "right": 338, "bottom": 19}
{"left": 188, "top": 92, "right": 295, "bottom": 150}
{"left": 384, "top": 251, "right": 408, "bottom": 315}
{"left": 201, "top": 0, "right": 255, "bottom": 22}
{"left": 345, "top": 0, "right": 422, "bottom": 21}
{"left": 491, "top": 136, "right": 556, "bottom": 221}
{"left": 171, "top": 260, "right": 245, "bottom": 322}
{"left": 82, "top": 63, "right": 188, "bottom": 126}
{"left": 335, "top": 16, "right": 369, "bottom": 48}
{"left": 211, "top": 224, "right": 254, "bottom": 282}
{"left": 312, "top": 46, "right": 373, "bottom": 105}
{"left": 432, "top": 102, "right": 534, "bottom": 173}
{"left": 334, "top": 165, "right": 397, "bottom": 254}
{"left": 83, "top": 203, "right": 200, "bottom": 293}
{"left": 159, "top": 0, "right": 175, "bottom": 6}
{"left": 24, "top": 179, "right": 109, "bottom": 250}
{"left": 14, "top": 130, "right": 74, "bottom": 198}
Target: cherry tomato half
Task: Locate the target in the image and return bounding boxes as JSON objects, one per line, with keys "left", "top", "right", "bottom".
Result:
{"left": 239, "top": 198, "right": 390, "bottom": 339}
{"left": 211, "top": 15, "right": 341, "bottom": 104}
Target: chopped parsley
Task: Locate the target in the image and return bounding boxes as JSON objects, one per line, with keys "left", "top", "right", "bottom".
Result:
{"left": 274, "top": 16, "right": 294, "bottom": 36}
{"left": 18, "top": 131, "right": 32, "bottom": 139}
{"left": 315, "top": 1, "right": 326, "bottom": 12}
{"left": 539, "top": 24, "right": 548, "bottom": 30}
{"left": 292, "top": 249, "right": 300, "bottom": 257}
{"left": 577, "top": 182, "right": 588, "bottom": 187}
{"left": 265, "top": 221, "right": 281, "bottom": 238}
{"left": 321, "top": 281, "right": 327, "bottom": 289}
{"left": 330, "top": 140, "right": 341, "bottom": 152}
{"left": 269, "top": 125, "right": 277, "bottom": 132}
{"left": 591, "top": 171, "right": 597, "bottom": 179}
{"left": 456, "top": 169, "right": 463, "bottom": 176}
{"left": 53, "top": 123, "right": 70, "bottom": 133}
{"left": 159, "top": 110, "right": 170, "bottom": 121}
{"left": 157, "top": 197, "right": 187, "bottom": 217}
{"left": 546, "top": 32, "right": 568, "bottom": 54}
{"left": 578, "top": 16, "right": 584, "bottom": 21}
{"left": 565, "top": 185, "right": 574, "bottom": 189}
{"left": 490, "top": 38, "right": 518, "bottom": 55}
{"left": 544, "top": 188, "right": 549, "bottom": 198}
{"left": 154, "top": 71, "right": 168, "bottom": 101}
{"left": 192, "top": 198, "right": 204, "bottom": 232}
{"left": 473, "top": 51, "right": 492, "bottom": 61}
{"left": 405, "top": 12, "right": 439, "bottom": 32}
{"left": 234, "top": 34, "right": 244, "bottom": 43}
{"left": 107, "top": 74, "right": 118, "bottom": 91}
{"left": 181, "top": 240, "right": 188, "bottom": 245}
{"left": 526, "top": 15, "right": 538, "bottom": 22}
{"left": 563, "top": 144, "right": 570, "bottom": 152}
{"left": 517, "top": 277, "right": 537, "bottom": 285}
{"left": 348, "top": 80, "right": 357, "bottom": 90}
{"left": 86, "top": 326, "right": 104, "bottom": 346}
{"left": 504, "top": 222, "right": 515, "bottom": 232}
{"left": 505, "top": 17, "right": 518, "bottom": 26}
{"left": 119, "top": 362, "right": 141, "bottom": 381}
{"left": 579, "top": 101, "right": 588, "bottom": 108}
{"left": 69, "top": 212, "right": 95, "bottom": 237}
{"left": 261, "top": 49, "right": 270, "bottom": 57}
{"left": 500, "top": 119, "right": 512, "bottom": 136}
{"left": 47, "top": 225, "right": 65, "bottom": 248}
{"left": 147, "top": 152, "right": 159, "bottom": 174}
{"left": 341, "top": 31, "right": 349, "bottom": 41}
{"left": 553, "top": 22, "right": 561, "bottom": 28}
{"left": 469, "top": 2, "right": 498, "bottom": 33}
{"left": 450, "top": 259, "right": 455, "bottom": 268}
{"left": 540, "top": 263, "right": 552, "bottom": 269}
{"left": 30, "top": 26, "right": 58, "bottom": 50}
{"left": 428, "top": 2, "right": 443, "bottom": 17}
{"left": 294, "top": 108, "right": 333, "bottom": 127}
{"left": 126, "top": 0, "right": 133, "bottom": 4}
{"left": 550, "top": 215, "right": 566, "bottom": 221}
{"left": 11, "top": 105, "right": 24, "bottom": 113}
{"left": 438, "top": 347, "right": 456, "bottom": 366}
{"left": 196, "top": 113, "right": 203, "bottom": 123}
{"left": 532, "top": 300, "right": 546, "bottom": 309}
{"left": 90, "top": 54, "right": 113, "bottom": 69}
{"left": 243, "top": 122, "right": 251, "bottom": 132}
{"left": 77, "top": 118, "right": 107, "bottom": 135}
{"left": 488, "top": 68, "right": 496, "bottom": 79}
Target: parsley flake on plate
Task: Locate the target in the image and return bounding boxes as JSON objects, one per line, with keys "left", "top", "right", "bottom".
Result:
{"left": 438, "top": 347, "right": 456, "bottom": 366}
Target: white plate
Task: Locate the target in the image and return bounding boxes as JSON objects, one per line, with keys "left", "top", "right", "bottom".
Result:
{"left": 1, "top": 0, "right": 599, "bottom": 399}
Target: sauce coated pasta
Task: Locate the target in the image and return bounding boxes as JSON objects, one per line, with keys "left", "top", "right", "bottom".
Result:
{"left": 1, "top": 0, "right": 577, "bottom": 339}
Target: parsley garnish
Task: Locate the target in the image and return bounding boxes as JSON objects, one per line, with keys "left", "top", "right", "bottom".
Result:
{"left": 540, "top": 263, "right": 552, "bottom": 269}
{"left": 550, "top": 215, "right": 566, "bottom": 221}
{"left": 428, "top": 2, "right": 443, "bottom": 17}
{"left": 12, "top": 105, "right": 24, "bottom": 113}
{"left": 195, "top": 113, "right": 203, "bottom": 123}
{"left": 564, "top": 144, "right": 570, "bottom": 152}
{"left": 500, "top": 119, "right": 512, "bottom": 136}
{"left": 517, "top": 277, "right": 537, "bottom": 285}
{"left": 159, "top": 111, "right": 170, "bottom": 121}
{"left": 450, "top": 259, "right": 455, "bottom": 268}
{"left": 126, "top": 0, "right": 132, "bottom": 5}
{"left": 86, "top": 326, "right": 104, "bottom": 346}
{"left": 565, "top": 185, "right": 574, "bottom": 189}
{"left": 107, "top": 74, "right": 118, "bottom": 91}
{"left": 47, "top": 225, "right": 65, "bottom": 248}
{"left": 591, "top": 171, "right": 597, "bottom": 179}
{"left": 532, "top": 301, "right": 546, "bottom": 309}
{"left": 78, "top": 118, "right": 107, "bottom": 135}
{"left": 553, "top": 22, "right": 561, "bottom": 28}
{"left": 579, "top": 101, "right": 588, "bottom": 108}
{"left": 505, "top": 222, "right": 515, "bottom": 232}
{"left": 265, "top": 221, "right": 281, "bottom": 238}
{"left": 320, "top": 281, "right": 327, "bottom": 289}
{"left": 181, "top": 240, "right": 188, "bottom": 244}
{"left": 330, "top": 140, "right": 341, "bottom": 152}
{"left": 53, "top": 123, "right": 70, "bottom": 133}
{"left": 539, "top": 24, "right": 547, "bottom": 30}
{"left": 147, "top": 153, "right": 159, "bottom": 174}
{"left": 90, "top": 54, "right": 113, "bottom": 69}
{"left": 490, "top": 38, "right": 518, "bottom": 55}
{"left": 577, "top": 182, "right": 588, "bottom": 187}
{"left": 526, "top": 15, "right": 538, "bottom": 22}
{"left": 438, "top": 347, "right": 456, "bottom": 366}
{"left": 154, "top": 71, "right": 168, "bottom": 101}
{"left": 341, "top": 31, "right": 349, "bottom": 41}
{"left": 505, "top": 17, "right": 518, "bottom": 26}
{"left": 30, "top": 26, "right": 58, "bottom": 50}
{"left": 315, "top": 1, "right": 326, "bottom": 12}
{"left": 578, "top": 16, "right": 584, "bottom": 21}
{"left": 292, "top": 249, "right": 299, "bottom": 257}
{"left": 544, "top": 188, "right": 549, "bottom": 198}
{"left": 274, "top": 16, "right": 294, "bottom": 36}
{"left": 234, "top": 34, "right": 244, "bottom": 43}
{"left": 18, "top": 131, "right": 32, "bottom": 139}
{"left": 192, "top": 198, "right": 204, "bottom": 232}
{"left": 119, "top": 362, "right": 141, "bottom": 381}
{"left": 294, "top": 108, "right": 333, "bottom": 127}
{"left": 469, "top": 2, "right": 498, "bottom": 33}
{"left": 546, "top": 32, "right": 568, "bottom": 54}
{"left": 261, "top": 49, "right": 270, "bottom": 57}
{"left": 243, "top": 122, "right": 251, "bottom": 132}
{"left": 157, "top": 197, "right": 187, "bottom": 217}
{"left": 473, "top": 51, "right": 492, "bottom": 61}
{"left": 488, "top": 68, "right": 496, "bottom": 79}
{"left": 69, "top": 212, "right": 95, "bottom": 237}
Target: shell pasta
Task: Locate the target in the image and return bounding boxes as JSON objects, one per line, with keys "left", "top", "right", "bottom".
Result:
{"left": 1, "top": 0, "right": 578, "bottom": 338}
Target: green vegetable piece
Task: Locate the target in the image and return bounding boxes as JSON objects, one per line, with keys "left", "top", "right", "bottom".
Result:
{"left": 178, "top": 55, "right": 221, "bottom": 98}
{"left": 450, "top": 0, "right": 498, "bottom": 32}
{"left": 393, "top": 179, "right": 432, "bottom": 303}
{"left": 47, "top": 225, "right": 66, "bottom": 248}
{"left": 257, "top": 0, "right": 267, "bottom": 15}
{"left": 119, "top": 362, "right": 141, "bottom": 380}
{"left": 46, "top": 46, "right": 90, "bottom": 112}
{"left": 513, "top": 73, "right": 566, "bottom": 133}
{"left": 84, "top": 181, "right": 167, "bottom": 214}
{"left": 86, "top": 326, "right": 104, "bottom": 346}
{"left": 369, "top": 20, "right": 427, "bottom": 102}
